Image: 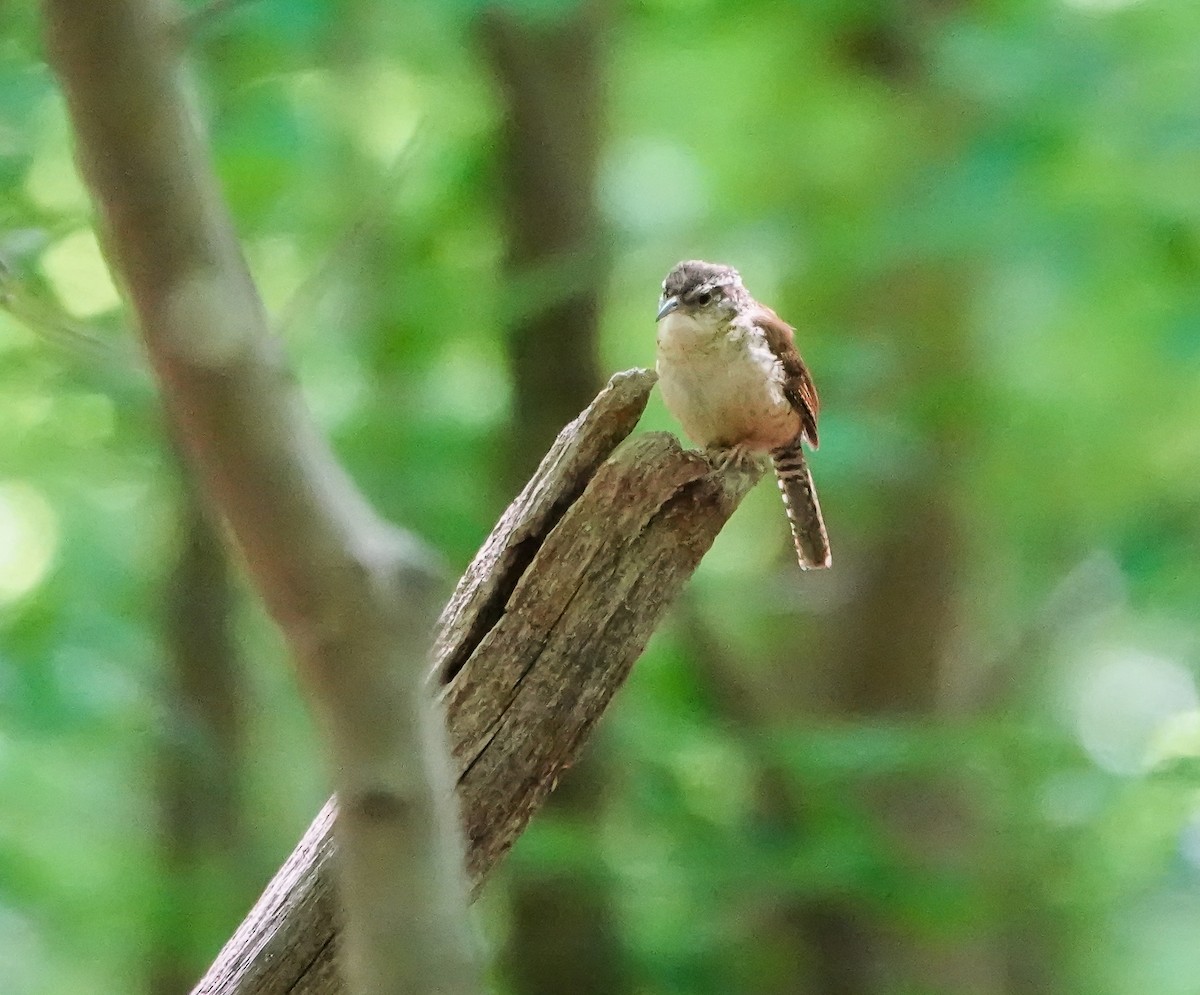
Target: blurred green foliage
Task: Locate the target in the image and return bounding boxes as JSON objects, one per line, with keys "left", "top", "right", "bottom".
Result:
{"left": 3, "top": 0, "right": 1200, "bottom": 993}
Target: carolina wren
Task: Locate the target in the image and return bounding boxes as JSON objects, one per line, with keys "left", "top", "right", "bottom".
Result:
{"left": 655, "top": 260, "right": 831, "bottom": 569}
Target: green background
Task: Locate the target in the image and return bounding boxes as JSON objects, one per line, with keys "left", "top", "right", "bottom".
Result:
{"left": 2, "top": 0, "right": 1200, "bottom": 992}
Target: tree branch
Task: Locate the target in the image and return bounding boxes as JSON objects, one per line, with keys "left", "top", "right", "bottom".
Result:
{"left": 41, "top": 2, "right": 480, "bottom": 992}
{"left": 42, "top": 0, "right": 404, "bottom": 639}
{"left": 194, "top": 368, "right": 766, "bottom": 994}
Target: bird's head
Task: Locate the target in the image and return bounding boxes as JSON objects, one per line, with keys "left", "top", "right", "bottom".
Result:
{"left": 656, "top": 260, "right": 748, "bottom": 324}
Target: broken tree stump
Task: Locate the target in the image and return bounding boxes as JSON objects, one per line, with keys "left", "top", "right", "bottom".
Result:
{"left": 194, "top": 368, "right": 764, "bottom": 995}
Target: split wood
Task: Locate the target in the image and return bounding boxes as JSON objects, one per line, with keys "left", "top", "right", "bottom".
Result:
{"left": 194, "top": 367, "right": 762, "bottom": 994}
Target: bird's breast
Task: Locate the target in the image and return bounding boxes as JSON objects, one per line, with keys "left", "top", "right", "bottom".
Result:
{"left": 655, "top": 313, "right": 800, "bottom": 450}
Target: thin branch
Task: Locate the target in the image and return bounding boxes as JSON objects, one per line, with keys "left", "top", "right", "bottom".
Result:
{"left": 277, "top": 121, "right": 428, "bottom": 337}
{"left": 194, "top": 368, "right": 766, "bottom": 995}
{"left": 0, "top": 270, "right": 132, "bottom": 369}
{"left": 44, "top": 0, "right": 389, "bottom": 629}
{"left": 41, "top": 3, "right": 481, "bottom": 993}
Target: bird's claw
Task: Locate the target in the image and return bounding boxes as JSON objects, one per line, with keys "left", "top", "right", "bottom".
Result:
{"left": 706, "top": 444, "right": 762, "bottom": 474}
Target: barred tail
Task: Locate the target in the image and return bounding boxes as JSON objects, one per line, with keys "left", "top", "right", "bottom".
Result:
{"left": 770, "top": 438, "right": 831, "bottom": 570}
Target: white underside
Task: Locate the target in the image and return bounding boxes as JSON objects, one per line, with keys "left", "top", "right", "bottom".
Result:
{"left": 655, "top": 310, "right": 800, "bottom": 451}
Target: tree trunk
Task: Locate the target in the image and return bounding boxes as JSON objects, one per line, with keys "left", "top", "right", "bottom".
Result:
{"left": 480, "top": 4, "right": 634, "bottom": 992}
{"left": 151, "top": 466, "right": 247, "bottom": 995}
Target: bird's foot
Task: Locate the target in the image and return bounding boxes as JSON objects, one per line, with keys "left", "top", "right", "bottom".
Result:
{"left": 706, "top": 443, "right": 764, "bottom": 474}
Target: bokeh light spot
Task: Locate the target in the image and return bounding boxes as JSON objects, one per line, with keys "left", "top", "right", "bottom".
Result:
{"left": 0, "top": 482, "right": 59, "bottom": 604}
{"left": 1073, "top": 650, "right": 1198, "bottom": 776}
{"left": 40, "top": 231, "right": 121, "bottom": 319}
{"left": 600, "top": 138, "right": 708, "bottom": 234}
{"left": 23, "top": 94, "right": 91, "bottom": 215}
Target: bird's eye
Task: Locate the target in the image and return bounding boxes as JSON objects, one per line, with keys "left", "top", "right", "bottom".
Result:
{"left": 694, "top": 291, "right": 712, "bottom": 306}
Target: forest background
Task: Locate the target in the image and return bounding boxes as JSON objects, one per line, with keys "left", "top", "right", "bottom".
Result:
{"left": 2, "top": 0, "right": 1200, "bottom": 993}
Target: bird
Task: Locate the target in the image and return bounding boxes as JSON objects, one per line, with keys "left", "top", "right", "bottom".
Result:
{"left": 655, "top": 259, "right": 831, "bottom": 569}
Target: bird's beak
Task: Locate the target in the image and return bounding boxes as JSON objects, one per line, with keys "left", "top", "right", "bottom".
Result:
{"left": 656, "top": 296, "right": 680, "bottom": 321}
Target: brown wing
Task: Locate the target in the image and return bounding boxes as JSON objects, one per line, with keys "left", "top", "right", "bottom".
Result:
{"left": 753, "top": 306, "right": 820, "bottom": 449}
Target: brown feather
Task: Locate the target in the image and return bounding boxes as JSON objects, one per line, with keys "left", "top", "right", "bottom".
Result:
{"left": 751, "top": 306, "right": 820, "bottom": 449}
{"left": 770, "top": 437, "right": 831, "bottom": 569}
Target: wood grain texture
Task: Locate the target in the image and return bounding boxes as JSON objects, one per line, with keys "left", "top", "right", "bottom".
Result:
{"left": 193, "top": 368, "right": 764, "bottom": 994}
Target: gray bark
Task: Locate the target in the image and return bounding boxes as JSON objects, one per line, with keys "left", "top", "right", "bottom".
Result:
{"left": 42, "top": 3, "right": 479, "bottom": 992}
{"left": 193, "top": 368, "right": 765, "bottom": 994}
